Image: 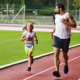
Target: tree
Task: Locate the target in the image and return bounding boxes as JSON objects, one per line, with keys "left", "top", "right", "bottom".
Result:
{"left": 11, "top": 3, "right": 15, "bottom": 9}
{"left": 21, "top": 0, "right": 25, "bottom": 6}
{"left": 72, "top": 0, "right": 80, "bottom": 10}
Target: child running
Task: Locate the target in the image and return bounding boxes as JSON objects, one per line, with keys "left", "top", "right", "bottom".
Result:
{"left": 21, "top": 23, "right": 38, "bottom": 71}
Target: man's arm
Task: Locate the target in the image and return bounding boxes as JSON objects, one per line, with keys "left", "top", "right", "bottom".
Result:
{"left": 53, "top": 25, "right": 56, "bottom": 32}
{"left": 60, "top": 14, "right": 76, "bottom": 28}
{"left": 50, "top": 25, "right": 56, "bottom": 39}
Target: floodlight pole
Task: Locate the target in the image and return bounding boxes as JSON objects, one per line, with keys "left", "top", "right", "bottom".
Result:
{"left": 7, "top": 4, "right": 8, "bottom": 24}
{"left": 56, "top": 0, "right": 57, "bottom": 5}
{"left": 79, "top": 3, "right": 80, "bottom": 21}
{"left": 23, "top": 5, "right": 25, "bottom": 24}
{"left": 67, "top": 0, "right": 69, "bottom": 12}
{"left": 0, "top": 12, "right": 2, "bottom": 20}
{"left": 35, "top": 10, "right": 37, "bottom": 24}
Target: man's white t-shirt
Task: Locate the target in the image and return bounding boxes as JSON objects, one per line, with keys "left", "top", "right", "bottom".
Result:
{"left": 53, "top": 12, "right": 71, "bottom": 39}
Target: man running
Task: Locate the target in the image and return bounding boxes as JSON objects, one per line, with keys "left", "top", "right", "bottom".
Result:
{"left": 51, "top": 3, "right": 76, "bottom": 77}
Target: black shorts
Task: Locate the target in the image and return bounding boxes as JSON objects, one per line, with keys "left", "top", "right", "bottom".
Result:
{"left": 53, "top": 36, "right": 70, "bottom": 53}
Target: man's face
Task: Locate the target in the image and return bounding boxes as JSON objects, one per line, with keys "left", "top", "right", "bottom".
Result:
{"left": 55, "top": 6, "right": 60, "bottom": 14}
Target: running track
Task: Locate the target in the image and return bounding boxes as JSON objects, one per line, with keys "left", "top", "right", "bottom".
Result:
{"left": 0, "top": 46, "right": 80, "bottom": 80}
{"left": 0, "top": 24, "right": 80, "bottom": 32}
{"left": 0, "top": 24, "right": 80, "bottom": 80}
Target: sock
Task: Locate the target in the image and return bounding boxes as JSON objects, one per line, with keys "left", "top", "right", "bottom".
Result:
{"left": 28, "top": 65, "right": 31, "bottom": 67}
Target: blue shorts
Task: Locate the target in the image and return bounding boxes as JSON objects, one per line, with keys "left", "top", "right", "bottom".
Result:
{"left": 53, "top": 36, "right": 70, "bottom": 53}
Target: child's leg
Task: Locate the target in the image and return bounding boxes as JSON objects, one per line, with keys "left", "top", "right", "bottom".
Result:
{"left": 27, "top": 54, "right": 28, "bottom": 57}
{"left": 25, "top": 45, "right": 34, "bottom": 71}
{"left": 28, "top": 46, "right": 34, "bottom": 65}
{"left": 28, "top": 51, "right": 33, "bottom": 67}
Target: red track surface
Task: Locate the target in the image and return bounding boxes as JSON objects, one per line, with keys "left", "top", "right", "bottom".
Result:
{"left": 0, "top": 46, "right": 80, "bottom": 80}
{"left": 0, "top": 24, "right": 80, "bottom": 30}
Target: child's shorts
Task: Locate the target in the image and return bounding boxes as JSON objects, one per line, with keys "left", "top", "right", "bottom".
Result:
{"left": 25, "top": 45, "right": 34, "bottom": 54}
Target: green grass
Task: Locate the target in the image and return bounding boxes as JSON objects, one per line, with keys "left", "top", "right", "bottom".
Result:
{"left": 0, "top": 30, "right": 80, "bottom": 66}
{"left": 70, "top": 33, "right": 80, "bottom": 46}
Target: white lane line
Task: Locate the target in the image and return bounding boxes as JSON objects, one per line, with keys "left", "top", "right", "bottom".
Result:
{"left": 0, "top": 39, "right": 20, "bottom": 43}
{"left": 23, "top": 56, "right": 80, "bottom": 80}
{"left": 0, "top": 26, "right": 22, "bottom": 31}
{"left": 0, "top": 26, "right": 80, "bottom": 32}
{"left": 0, "top": 44, "right": 80, "bottom": 69}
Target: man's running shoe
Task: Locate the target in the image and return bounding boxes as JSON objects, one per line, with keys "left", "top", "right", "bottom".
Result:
{"left": 64, "top": 65, "right": 69, "bottom": 74}
{"left": 53, "top": 71, "right": 61, "bottom": 77}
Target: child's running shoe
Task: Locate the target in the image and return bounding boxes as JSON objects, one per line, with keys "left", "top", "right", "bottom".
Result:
{"left": 27, "top": 67, "right": 31, "bottom": 71}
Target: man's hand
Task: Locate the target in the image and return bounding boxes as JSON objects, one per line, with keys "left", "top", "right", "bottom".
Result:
{"left": 50, "top": 32, "right": 54, "bottom": 39}
{"left": 60, "top": 18, "right": 65, "bottom": 23}
{"left": 60, "top": 14, "right": 76, "bottom": 28}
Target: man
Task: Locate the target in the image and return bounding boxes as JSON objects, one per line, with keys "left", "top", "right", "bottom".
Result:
{"left": 52, "top": 9, "right": 58, "bottom": 24}
{"left": 51, "top": 3, "right": 76, "bottom": 77}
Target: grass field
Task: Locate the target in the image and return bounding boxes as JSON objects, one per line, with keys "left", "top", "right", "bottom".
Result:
{"left": 0, "top": 30, "right": 80, "bottom": 66}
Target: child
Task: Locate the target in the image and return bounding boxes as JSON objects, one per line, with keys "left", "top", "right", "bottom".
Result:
{"left": 21, "top": 23, "right": 38, "bottom": 71}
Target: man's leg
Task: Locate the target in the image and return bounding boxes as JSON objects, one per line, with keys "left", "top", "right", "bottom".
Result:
{"left": 53, "top": 47, "right": 61, "bottom": 77}
{"left": 62, "top": 51, "right": 69, "bottom": 74}
{"left": 54, "top": 47, "right": 60, "bottom": 71}
{"left": 62, "top": 51, "right": 68, "bottom": 65}
{"left": 61, "top": 38, "right": 70, "bottom": 74}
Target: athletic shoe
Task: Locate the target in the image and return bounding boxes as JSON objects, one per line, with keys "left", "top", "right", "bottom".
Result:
{"left": 64, "top": 65, "right": 69, "bottom": 74}
{"left": 27, "top": 67, "right": 31, "bottom": 71}
{"left": 31, "top": 55, "right": 33, "bottom": 64}
{"left": 53, "top": 71, "right": 61, "bottom": 77}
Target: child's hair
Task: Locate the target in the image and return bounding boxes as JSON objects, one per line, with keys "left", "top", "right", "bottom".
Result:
{"left": 22, "top": 24, "right": 27, "bottom": 30}
{"left": 22, "top": 23, "right": 34, "bottom": 31}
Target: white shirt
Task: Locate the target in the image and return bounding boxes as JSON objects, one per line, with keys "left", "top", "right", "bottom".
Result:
{"left": 22, "top": 30, "right": 36, "bottom": 43}
{"left": 53, "top": 12, "right": 71, "bottom": 39}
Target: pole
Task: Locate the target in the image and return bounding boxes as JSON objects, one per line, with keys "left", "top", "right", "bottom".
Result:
{"left": 79, "top": 3, "right": 80, "bottom": 21}
{"left": 35, "top": 10, "right": 37, "bottom": 24}
{"left": 24, "top": 5, "right": 25, "bottom": 24}
{"left": 56, "top": 0, "right": 57, "bottom": 5}
{"left": 67, "top": 0, "right": 69, "bottom": 12}
{"left": 7, "top": 4, "right": 8, "bottom": 24}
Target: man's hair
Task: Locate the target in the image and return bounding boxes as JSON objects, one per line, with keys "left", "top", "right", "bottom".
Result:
{"left": 57, "top": 3, "right": 65, "bottom": 11}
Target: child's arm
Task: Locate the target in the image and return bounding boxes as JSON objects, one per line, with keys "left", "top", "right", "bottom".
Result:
{"left": 34, "top": 34, "right": 38, "bottom": 44}
{"left": 21, "top": 35, "right": 30, "bottom": 41}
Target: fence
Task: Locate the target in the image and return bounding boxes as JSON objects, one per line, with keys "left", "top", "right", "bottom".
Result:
{"left": 0, "top": 4, "right": 80, "bottom": 25}
{"left": 0, "top": 4, "right": 25, "bottom": 24}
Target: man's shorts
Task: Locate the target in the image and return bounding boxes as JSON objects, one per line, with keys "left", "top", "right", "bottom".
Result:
{"left": 53, "top": 36, "right": 70, "bottom": 53}
{"left": 25, "top": 45, "right": 34, "bottom": 54}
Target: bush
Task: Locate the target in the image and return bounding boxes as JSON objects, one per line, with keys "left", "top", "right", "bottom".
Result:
{"left": 38, "top": 6, "right": 55, "bottom": 15}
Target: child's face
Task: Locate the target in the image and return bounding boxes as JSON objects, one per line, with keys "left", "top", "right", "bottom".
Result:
{"left": 27, "top": 24, "right": 33, "bottom": 32}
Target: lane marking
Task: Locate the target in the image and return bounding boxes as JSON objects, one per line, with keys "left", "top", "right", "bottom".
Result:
{"left": 0, "top": 39, "right": 20, "bottom": 43}
{"left": 0, "top": 44, "right": 80, "bottom": 69}
{"left": 0, "top": 33, "right": 49, "bottom": 43}
{"left": 23, "top": 56, "right": 80, "bottom": 80}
